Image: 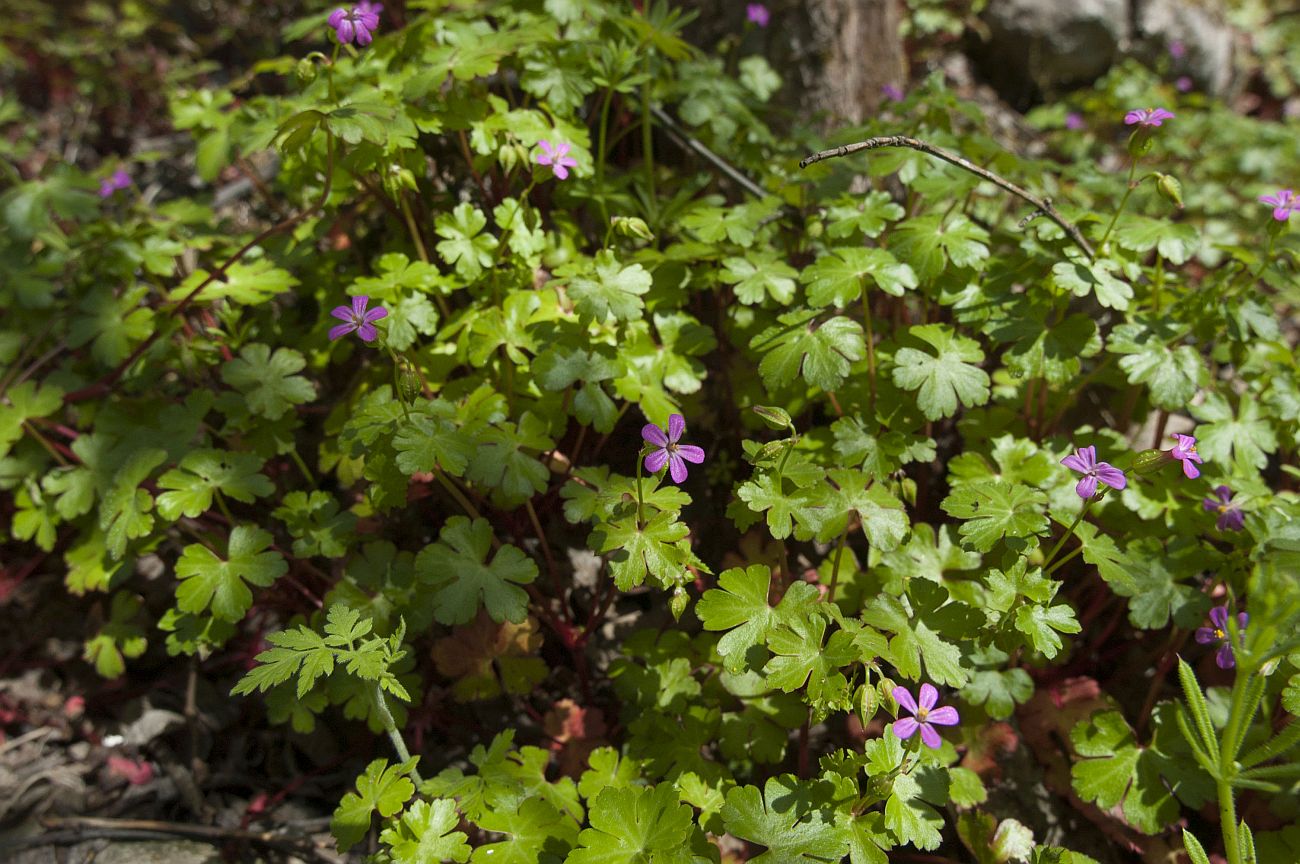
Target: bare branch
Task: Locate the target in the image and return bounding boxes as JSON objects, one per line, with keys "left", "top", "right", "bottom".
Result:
{"left": 801, "top": 136, "right": 1095, "bottom": 260}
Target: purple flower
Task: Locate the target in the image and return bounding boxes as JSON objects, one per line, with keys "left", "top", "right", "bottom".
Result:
{"left": 1168, "top": 39, "right": 1187, "bottom": 60}
{"left": 98, "top": 169, "right": 132, "bottom": 198}
{"left": 328, "top": 2, "right": 382, "bottom": 46}
{"left": 1203, "top": 485, "right": 1245, "bottom": 532}
{"left": 1175, "top": 76, "right": 1193, "bottom": 93}
{"left": 1061, "top": 445, "right": 1127, "bottom": 500}
{"left": 641, "top": 414, "right": 705, "bottom": 484}
{"left": 1195, "top": 605, "right": 1248, "bottom": 669}
{"left": 891, "top": 684, "right": 960, "bottom": 749}
{"left": 1259, "top": 189, "right": 1299, "bottom": 222}
{"left": 1124, "top": 107, "right": 1175, "bottom": 127}
{"left": 746, "top": 3, "right": 770, "bottom": 27}
{"left": 1065, "top": 112, "right": 1085, "bottom": 131}
{"left": 1168, "top": 433, "right": 1202, "bottom": 479}
{"left": 535, "top": 140, "right": 578, "bottom": 181}
{"left": 881, "top": 83, "right": 905, "bottom": 102}
{"left": 329, "top": 295, "right": 388, "bottom": 343}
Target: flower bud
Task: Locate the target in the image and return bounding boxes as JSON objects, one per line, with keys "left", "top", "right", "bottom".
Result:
{"left": 611, "top": 216, "right": 654, "bottom": 242}
{"left": 398, "top": 366, "right": 422, "bottom": 404}
{"left": 752, "top": 405, "right": 793, "bottom": 430}
{"left": 858, "top": 682, "right": 879, "bottom": 723}
{"left": 295, "top": 57, "right": 318, "bottom": 86}
{"left": 1156, "top": 173, "right": 1183, "bottom": 209}
{"left": 669, "top": 585, "right": 688, "bottom": 621}
{"left": 1127, "top": 130, "right": 1155, "bottom": 158}
{"left": 1132, "top": 448, "right": 1171, "bottom": 475}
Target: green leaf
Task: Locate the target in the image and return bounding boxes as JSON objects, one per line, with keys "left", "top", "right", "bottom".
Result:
{"left": 590, "top": 510, "right": 697, "bottom": 591}
{"left": 720, "top": 253, "right": 798, "bottom": 305}
{"left": 696, "top": 565, "right": 819, "bottom": 672}
{"left": 416, "top": 516, "right": 538, "bottom": 625}
{"left": 890, "top": 213, "right": 990, "bottom": 280}
{"left": 1014, "top": 602, "right": 1080, "bottom": 659}
{"left": 169, "top": 260, "right": 300, "bottom": 305}
{"left": 273, "top": 490, "right": 358, "bottom": 559}
{"left": 156, "top": 449, "right": 273, "bottom": 520}
{"left": 863, "top": 591, "right": 970, "bottom": 688}
{"left": 562, "top": 250, "right": 653, "bottom": 323}
{"left": 802, "top": 248, "right": 917, "bottom": 308}
{"left": 964, "top": 666, "right": 1034, "bottom": 720}
{"left": 721, "top": 778, "right": 848, "bottom": 864}
{"left": 435, "top": 203, "right": 499, "bottom": 281}
{"left": 1193, "top": 393, "right": 1278, "bottom": 473}
{"left": 99, "top": 448, "right": 167, "bottom": 559}
{"left": 175, "top": 525, "right": 287, "bottom": 621}
{"left": 765, "top": 612, "right": 857, "bottom": 707}
{"left": 568, "top": 785, "right": 694, "bottom": 864}
{"left": 466, "top": 413, "right": 555, "bottom": 506}
{"left": 69, "top": 286, "right": 154, "bottom": 366}
{"left": 1114, "top": 215, "right": 1200, "bottom": 265}
{"left": 825, "top": 191, "right": 905, "bottom": 239}
{"left": 754, "top": 312, "right": 866, "bottom": 393}
{"left": 578, "top": 747, "right": 644, "bottom": 801}
{"left": 940, "top": 481, "right": 1048, "bottom": 552}
{"left": 82, "top": 592, "right": 148, "bottom": 678}
{"left": 332, "top": 758, "right": 418, "bottom": 853}
{"left": 884, "top": 771, "right": 944, "bottom": 851}
{"left": 1108, "top": 322, "right": 1204, "bottom": 411}
{"left": 381, "top": 798, "right": 472, "bottom": 864}
{"left": 0, "top": 381, "right": 64, "bottom": 459}
{"left": 891, "top": 324, "right": 990, "bottom": 420}
{"left": 221, "top": 344, "right": 315, "bottom": 420}
{"left": 472, "top": 797, "right": 579, "bottom": 864}
{"left": 1050, "top": 258, "right": 1132, "bottom": 310}
{"left": 822, "top": 470, "right": 910, "bottom": 550}
{"left": 393, "top": 402, "right": 476, "bottom": 477}
{"left": 1070, "top": 710, "right": 1179, "bottom": 834}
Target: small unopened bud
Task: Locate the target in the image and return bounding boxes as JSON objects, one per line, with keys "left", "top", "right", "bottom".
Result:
{"left": 611, "top": 216, "right": 654, "bottom": 242}
{"left": 1132, "top": 448, "right": 1170, "bottom": 475}
{"left": 1156, "top": 173, "right": 1183, "bottom": 209}
{"left": 858, "top": 683, "right": 879, "bottom": 723}
{"left": 296, "top": 57, "right": 318, "bottom": 86}
{"left": 805, "top": 217, "right": 824, "bottom": 240}
{"left": 752, "top": 405, "right": 793, "bottom": 430}
{"left": 669, "top": 585, "right": 688, "bottom": 621}
{"left": 398, "top": 366, "right": 422, "bottom": 404}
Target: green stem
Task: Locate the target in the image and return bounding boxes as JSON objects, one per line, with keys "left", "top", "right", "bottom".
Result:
{"left": 1098, "top": 154, "right": 1141, "bottom": 253}
{"left": 1153, "top": 251, "right": 1164, "bottom": 315}
{"left": 1044, "top": 544, "right": 1084, "bottom": 576}
{"left": 288, "top": 447, "right": 316, "bottom": 485}
{"left": 1218, "top": 779, "right": 1242, "bottom": 864}
{"left": 828, "top": 523, "right": 850, "bottom": 604}
{"left": 436, "top": 470, "right": 482, "bottom": 521}
{"left": 1250, "top": 232, "right": 1277, "bottom": 282}
{"left": 213, "top": 490, "right": 235, "bottom": 525}
{"left": 326, "top": 42, "right": 341, "bottom": 104}
{"left": 1042, "top": 499, "right": 1093, "bottom": 571}
{"left": 373, "top": 683, "right": 423, "bottom": 785}
{"left": 860, "top": 279, "right": 877, "bottom": 415}
{"left": 635, "top": 452, "right": 646, "bottom": 530}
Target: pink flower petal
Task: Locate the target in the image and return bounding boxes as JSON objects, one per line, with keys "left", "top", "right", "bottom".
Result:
{"left": 1215, "top": 643, "right": 1235, "bottom": 669}
{"left": 1181, "top": 459, "right": 1200, "bottom": 480}
{"left": 329, "top": 323, "right": 355, "bottom": 341}
{"left": 330, "top": 305, "right": 355, "bottom": 321}
{"left": 553, "top": 163, "right": 569, "bottom": 180}
{"left": 364, "top": 305, "right": 389, "bottom": 322}
{"left": 919, "top": 723, "right": 943, "bottom": 749}
{"left": 1209, "top": 606, "right": 1228, "bottom": 629}
{"left": 668, "top": 453, "right": 688, "bottom": 484}
{"left": 352, "top": 295, "right": 369, "bottom": 317}
{"left": 641, "top": 423, "right": 668, "bottom": 447}
{"left": 1094, "top": 463, "right": 1127, "bottom": 490}
{"left": 1194, "top": 627, "right": 1215, "bottom": 644}
{"left": 328, "top": 8, "right": 347, "bottom": 26}
{"left": 1075, "top": 475, "right": 1098, "bottom": 500}
{"left": 357, "top": 322, "right": 378, "bottom": 342}
{"left": 918, "top": 683, "right": 938, "bottom": 712}
{"left": 893, "top": 717, "right": 919, "bottom": 739}
{"left": 644, "top": 448, "right": 669, "bottom": 474}
{"left": 667, "top": 414, "right": 686, "bottom": 443}
{"left": 927, "top": 705, "right": 959, "bottom": 726}
{"left": 676, "top": 445, "right": 705, "bottom": 464}
{"left": 892, "top": 686, "right": 918, "bottom": 716}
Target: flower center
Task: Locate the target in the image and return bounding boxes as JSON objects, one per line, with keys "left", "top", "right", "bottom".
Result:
{"left": 916, "top": 706, "right": 929, "bottom": 722}
{"left": 1213, "top": 628, "right": 1225, "bottom": 640}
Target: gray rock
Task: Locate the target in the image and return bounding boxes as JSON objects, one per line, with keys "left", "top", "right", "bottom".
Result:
{"left": 975, "top": 0, "right": 1129, "bottom": 107}
{"left": 1134, "top": 0, "right": 1239, "bottom": 96}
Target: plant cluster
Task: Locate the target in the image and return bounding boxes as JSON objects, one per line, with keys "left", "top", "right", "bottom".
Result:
{"left": 3, "top": 1, "right": 1300, "bottom": 863}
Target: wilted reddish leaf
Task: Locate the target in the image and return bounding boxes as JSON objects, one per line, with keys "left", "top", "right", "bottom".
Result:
{"left": 432, "top": 610, "right": 546, "bottom": 701}
{"left": 107, "top": 755, "right": 154, "bottom": 785}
